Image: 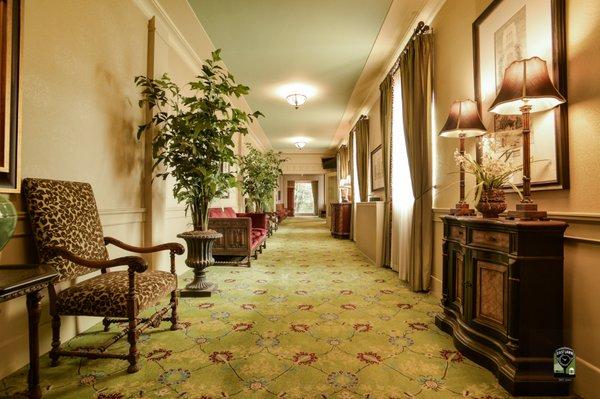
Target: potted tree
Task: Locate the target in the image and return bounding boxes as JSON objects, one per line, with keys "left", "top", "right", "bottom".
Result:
{"left": 238, "top": 144, "right": 285, "bottom": 212}
{"left": 135, "top": 49, "right": 262, "bottom": 296}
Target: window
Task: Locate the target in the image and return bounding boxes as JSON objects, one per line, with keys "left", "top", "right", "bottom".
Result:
{"left": 294, "top": 182, "right": 315, "bottom": 214}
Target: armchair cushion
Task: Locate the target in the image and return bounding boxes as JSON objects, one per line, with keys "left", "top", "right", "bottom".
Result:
{"left": 23, "top": 178, "right": 109, "bottom": 281}
{"left": 223, "top": 207, "right": 237, "bottom": 218}
{"left": 250, "top": 228, "right": 267, "bottom": 250}
{"left": 236, "top": 211, "right": 268, "bottom": 230}
{"left": 56, "top": 270, "right": 177, "bottom": 317}
{"left": 208, "top": 207, "right": 225, "bottom": 218}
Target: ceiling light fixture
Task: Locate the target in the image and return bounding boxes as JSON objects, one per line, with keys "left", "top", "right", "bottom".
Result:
{"left": 294, "top": 140, "right": 307, "bottom": 150}
{"left": 286, "top": 93, "right": 307, "bottom": 109}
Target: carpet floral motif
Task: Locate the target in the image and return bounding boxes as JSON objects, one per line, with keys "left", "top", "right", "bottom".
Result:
{"left": 1, "top": 218, "right": 520, "bottom": 398}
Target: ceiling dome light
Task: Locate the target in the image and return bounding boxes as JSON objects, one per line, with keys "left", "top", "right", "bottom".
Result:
{"left": 286, "top": 93, "right": 307, "bottom": 109}
{"left": 294, "top": 140, "right": 307, "bottom": 150}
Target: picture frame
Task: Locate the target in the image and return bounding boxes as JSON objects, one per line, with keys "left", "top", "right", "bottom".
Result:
{"left": 370, "top": 145, "right": 384, "bottom": 191}
{"left": 473, "top": 0, "right": 569, "bottom": 190}
{"left": 0, "top": 0, "right": 23, "bottom": 193}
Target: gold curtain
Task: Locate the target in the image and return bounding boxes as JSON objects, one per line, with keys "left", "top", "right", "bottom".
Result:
{"left": 399, "top": 33, "right": 433, "bottom": 292}
{"left": 336, "top": 145, "right": 349, "bottom": 187}
{"left": 311, "top": 180, "right": 319, "bottom": 215}
{"left": 355, "top": 118, "right": 369, "bottom": 202}
{"left": 379, "top": 75, "right": 393, "bottom": 268}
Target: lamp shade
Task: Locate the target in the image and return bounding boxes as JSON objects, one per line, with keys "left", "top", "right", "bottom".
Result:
{"left": 439, "top": 99, "right": 487, "bottom": 138}
{"left": 489, "top": 56, "right": 565, "bottom": 115}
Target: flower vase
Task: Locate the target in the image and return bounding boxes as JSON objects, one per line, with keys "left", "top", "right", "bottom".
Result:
{"left": 0, "top": 196, "right": 17, "bottom": 261}
{"left": 476, "top": 188, "right": 507, "bottom": 218}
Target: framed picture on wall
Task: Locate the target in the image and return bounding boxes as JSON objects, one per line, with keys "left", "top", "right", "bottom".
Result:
{"left": 370, "top": 145, "right": 384, "bottom": 191}
{"left": 0, "top": 0, "right": 23, "bottom": 192}
{"left": 473, "top": 0, "right": 569, "bottom": 190}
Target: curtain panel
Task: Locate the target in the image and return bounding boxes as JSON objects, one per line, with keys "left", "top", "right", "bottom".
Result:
{"left": 390, "top": 71, "right": 414, "bottom": 281}
{"left": 379, "top": 75, "right": 393, "bottom": 268}
{"left": 311, "top": 181, "right": 319, "bottom": 216}
{"left": 355, "top": 118, "right": 369, "bottom": 203}
{"left": 399, "top": 33, "right": 434, "bottom": 292}
{"left": 287, "top": 180, "right": 295, "bottom": 216}
{"left": 336, "top": 145, "right": 349, "bottom": 186}
{"left": 348, "top": 130, "right": 355, "bottom": 240}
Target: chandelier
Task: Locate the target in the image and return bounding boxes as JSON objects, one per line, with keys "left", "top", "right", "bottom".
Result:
{"left": 294, "top": 140, "right": 307, "bottom": 150}
{"left": 286, "top": 93, "right": 307, "bottom": 109}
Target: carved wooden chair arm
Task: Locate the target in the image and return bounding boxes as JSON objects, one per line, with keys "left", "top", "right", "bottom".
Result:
{"left": 104, "top": 237, "right": 185, "bottom": 255}
{"left": 45, "top": 246, "right": 148, "bottom": 273}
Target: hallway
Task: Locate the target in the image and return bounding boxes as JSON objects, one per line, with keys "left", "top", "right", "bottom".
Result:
{"left": 1, "top": 218, "right": 508, "bottom": 398}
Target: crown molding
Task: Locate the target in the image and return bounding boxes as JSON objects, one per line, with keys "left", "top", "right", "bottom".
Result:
{"left": 331, "top": 0, "right": 447, "bottom": 150}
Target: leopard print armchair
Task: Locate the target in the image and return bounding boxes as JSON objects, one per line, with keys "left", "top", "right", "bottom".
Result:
{"left": 23, "top": 178, "right": 185, "bottom": 373}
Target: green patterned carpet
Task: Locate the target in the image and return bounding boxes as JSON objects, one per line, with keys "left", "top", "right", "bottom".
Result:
{"left": 1, "top": 217, "right": 514, "bottom": 399}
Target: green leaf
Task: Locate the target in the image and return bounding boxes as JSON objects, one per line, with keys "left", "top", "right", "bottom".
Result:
{"left": 132, "top": 49, "right": 264, "bottom": 228}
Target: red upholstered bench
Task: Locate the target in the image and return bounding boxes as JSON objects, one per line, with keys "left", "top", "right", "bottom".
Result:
{"left": 208, "top": 207, "right": 267, "bottom": 267}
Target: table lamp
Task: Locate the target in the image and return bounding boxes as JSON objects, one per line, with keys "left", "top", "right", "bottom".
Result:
{"left": 439, "top": 99, "right": 487, "bottom": 216}
{"left": 489, "top": 56, "right": 566, "bottom": 220}
{"left": 339, "top": 175, "right": 351, "bottom": 202}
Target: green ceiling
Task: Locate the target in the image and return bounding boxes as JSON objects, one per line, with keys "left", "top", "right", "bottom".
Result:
{"left": 187, "top": 0, "right": 393, "bottom": 151}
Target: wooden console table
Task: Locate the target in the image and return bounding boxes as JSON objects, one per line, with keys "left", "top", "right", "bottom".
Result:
{"left": 0, "top": 264, "right": 57, "bottom": 399}
{"left": 330, "top": 203, "right": 351, "bottom": 238}
{"left": 434, "top": 216, "right": 569, "bottom": 396}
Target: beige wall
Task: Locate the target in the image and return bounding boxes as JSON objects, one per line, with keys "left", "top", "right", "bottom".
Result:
{"left": 0, "top": 0, "right": 148, "bottom": 380}
{"left": 430, "top": 0, "right": 600, "bottom": 396}
{"left": 0, "top": 0, "right": 268, "bottom": 380}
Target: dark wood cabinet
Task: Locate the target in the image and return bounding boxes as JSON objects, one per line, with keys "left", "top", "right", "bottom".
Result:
{"left": 435, "top": 216, "right": 570, "bottom": 396}
{"left": 330, "top": 203, "right": 351, "bottom": 238}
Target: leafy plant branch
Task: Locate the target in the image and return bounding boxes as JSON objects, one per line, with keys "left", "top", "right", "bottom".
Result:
{"left": 238, "top": 144, "right": 286, "bottom": 212}
{"left": 135, "top": 49, "right": 263, "bottom": 231}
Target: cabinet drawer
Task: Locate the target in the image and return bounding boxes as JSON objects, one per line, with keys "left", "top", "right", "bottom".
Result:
{"left": 449, "top": 225, "right": 466, "bottom": 242}
{"left": 471, "top": 229, "right": 509, "bottom": 251}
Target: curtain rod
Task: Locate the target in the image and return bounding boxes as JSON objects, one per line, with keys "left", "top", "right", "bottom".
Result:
{"left": 389, "top": 21, "right": 431, "bottom": 76}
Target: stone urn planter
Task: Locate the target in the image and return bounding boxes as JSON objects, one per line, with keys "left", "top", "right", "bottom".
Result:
{"left": 177, "top": 229, "right": 223, "bottom": 297}
{"left": 476, "top": 188, "right": 507, "bottom": 218}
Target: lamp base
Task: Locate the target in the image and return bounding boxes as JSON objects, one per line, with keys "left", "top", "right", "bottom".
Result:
{"left": 506, "top": 202, "right": 548, "bottom": 221}
{"left": 449, "top": 202, "right": 476, "bottom": 216}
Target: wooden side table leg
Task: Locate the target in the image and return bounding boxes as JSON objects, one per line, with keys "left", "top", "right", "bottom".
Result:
{"left": 26, "top": 290, "right": 43, "bottom": 399}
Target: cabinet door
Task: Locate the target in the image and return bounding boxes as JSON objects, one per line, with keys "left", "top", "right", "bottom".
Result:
{"left": 445, "top": 242, "right": 464, "bottom": 315}
{"left": 472, "top": 258, "right": 509, "bottom": 335}
{"left": 453, "top": 250, "right": 464, "bottom": 314}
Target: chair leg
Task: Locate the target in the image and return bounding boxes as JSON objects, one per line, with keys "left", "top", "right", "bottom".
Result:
{"left": 50, "top": 314, "right": 61, "bottom": 367}
{"left": 170, "top": 291, "right": 180, "bottom": 331}
{"left": 127, "top": 315, "right": 139, "bottom": 373}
